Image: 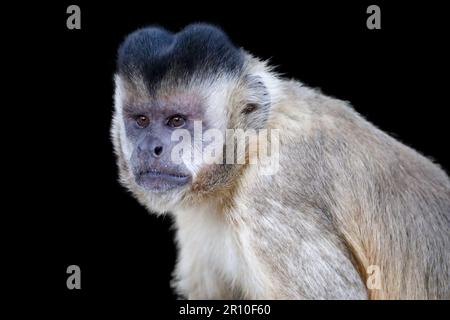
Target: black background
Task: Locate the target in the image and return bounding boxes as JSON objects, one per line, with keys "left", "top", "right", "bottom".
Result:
{"left": 10, "top": 0, "right": 449, "bottom": 313}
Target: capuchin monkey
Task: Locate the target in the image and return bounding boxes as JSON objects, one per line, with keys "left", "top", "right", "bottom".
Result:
{"left": 111, "top": 23, "right": 450, "bottom": 299}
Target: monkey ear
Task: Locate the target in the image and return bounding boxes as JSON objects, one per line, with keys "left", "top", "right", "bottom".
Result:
{"left": 241, "top": 75, "right": 271, "bottom": 130}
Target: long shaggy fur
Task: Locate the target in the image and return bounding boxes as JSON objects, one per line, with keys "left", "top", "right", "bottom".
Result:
{"left": 112, "top": 24, "right": 450, "bottom": 299}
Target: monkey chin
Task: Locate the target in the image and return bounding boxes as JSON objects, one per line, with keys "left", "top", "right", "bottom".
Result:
{"left": 134, "top": 169, "right": 192, "bottom": 193}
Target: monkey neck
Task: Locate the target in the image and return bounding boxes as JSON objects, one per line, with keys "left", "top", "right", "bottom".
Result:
{"left": 184, "top": 163, "right": 248, "bottom": 212}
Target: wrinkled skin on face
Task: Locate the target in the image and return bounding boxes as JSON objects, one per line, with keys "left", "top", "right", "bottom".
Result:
{"left": 122, "top": 90, "right": 210, "bottom": 193}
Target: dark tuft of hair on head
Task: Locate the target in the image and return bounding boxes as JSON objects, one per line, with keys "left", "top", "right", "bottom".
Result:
{"left": 117, "top": 23, "right": 244, "bottom": 92}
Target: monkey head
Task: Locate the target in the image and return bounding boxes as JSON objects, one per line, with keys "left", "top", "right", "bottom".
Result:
{"left": 111, "top": 24, "right": 273, "bottom": 212}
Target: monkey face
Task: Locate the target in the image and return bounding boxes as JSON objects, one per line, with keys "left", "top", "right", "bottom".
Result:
{"left": 127, "top": 117, "right": 192, "bottom": 193}
{"left": 112, "top": 24, "right": 245, "bottom": 197}
{"left": 120, "top": 90, "right": 212, "bottom": 193}
{"left": 112, "top": 24, "right": 271, "bottom": 204}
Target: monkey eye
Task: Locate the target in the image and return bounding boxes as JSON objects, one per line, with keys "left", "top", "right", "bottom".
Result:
{"left": 167, "top": 115, "right": 186, "bottom": 128}
{"left": 242, "top": 103, "right": 258, "bottom": 114}
{"left": 135, "top": 115, "right": 150, "bottom": 128}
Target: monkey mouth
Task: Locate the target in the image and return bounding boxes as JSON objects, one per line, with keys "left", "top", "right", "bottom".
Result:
{"left": 135, "top": 168, "right": 191, "bottom": 192}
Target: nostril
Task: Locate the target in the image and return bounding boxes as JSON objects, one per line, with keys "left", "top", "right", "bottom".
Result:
{"left": 153, "top": 146, "right": 163, "bottom": 157}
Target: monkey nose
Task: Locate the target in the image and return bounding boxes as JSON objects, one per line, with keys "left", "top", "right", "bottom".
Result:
{"left": 153, "top": 146, "right": 163, "bottom": 157}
